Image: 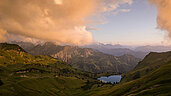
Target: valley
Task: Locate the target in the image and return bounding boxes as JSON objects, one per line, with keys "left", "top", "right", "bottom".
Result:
{"left": 0, "top": 43, "right": 171, "bottom": 96}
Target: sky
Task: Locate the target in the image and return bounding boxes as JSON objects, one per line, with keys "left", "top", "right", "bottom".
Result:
{"left": 92, "top": 0, "right": 169, "bottom": 46}
{"left": 0, "top": 0, "right": 171, "bottom": 46}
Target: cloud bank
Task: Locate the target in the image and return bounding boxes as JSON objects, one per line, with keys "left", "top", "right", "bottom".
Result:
{"left": 0, "top": 0, "right": 132, "bottom": 45}
{"left": 150, "top": 0, "right": 171, "bottom": 38}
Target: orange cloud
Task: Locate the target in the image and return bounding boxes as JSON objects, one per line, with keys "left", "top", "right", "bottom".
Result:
{"left": 0, "top": 0, "right": 132, "bottom": 45}
{"left": 150, "top": 0, "right": 171, "bottom": 38}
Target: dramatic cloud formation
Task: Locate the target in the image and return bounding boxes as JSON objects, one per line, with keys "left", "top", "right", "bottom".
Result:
{"left": 0, "top": 0, "right": 132, "bottom": 45}
{"left": 150, "top": 0, "right": 171, "bottom": 38}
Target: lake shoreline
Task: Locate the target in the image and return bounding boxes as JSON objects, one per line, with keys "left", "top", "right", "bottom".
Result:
{"left": 97, "top": 75, "right": 122, "bottom": 84}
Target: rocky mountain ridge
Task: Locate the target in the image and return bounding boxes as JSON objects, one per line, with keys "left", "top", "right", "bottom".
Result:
{"left": 14, "top": 42, "right": 141, "bottom": 73}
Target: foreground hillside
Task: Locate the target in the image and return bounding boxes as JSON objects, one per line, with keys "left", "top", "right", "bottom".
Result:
{"left": 87, "top": 51, "right": 171, "bottom": 96}
{"left": 14, "top": 42, "right": 140, "bottom": 73}
{"left": 89, "top": 61, "right": 171, "bottom": 96}
{"left": 0, "top": 43, "right": 103, "bottom": 96}
{"left": 122, "top": 51, "right": 171, "bottom": 82}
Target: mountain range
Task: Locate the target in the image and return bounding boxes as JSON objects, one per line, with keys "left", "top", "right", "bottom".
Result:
{"left": 0, "top": 43, "right": 170, "bottom": 96}
{"left": 11, "top": 42, "right": 140, "bottom": 73}
{"left": 83, "top": 43, "right": 171, "bottom": 59}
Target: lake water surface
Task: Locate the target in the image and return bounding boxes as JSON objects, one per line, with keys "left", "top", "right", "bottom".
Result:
{"left": 97, "top": 75, "right": 122, "bottom": 84}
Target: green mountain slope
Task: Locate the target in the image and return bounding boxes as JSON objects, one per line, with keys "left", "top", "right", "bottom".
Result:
{"left": 0, "top": 43, "right": 102, "bottom": 96}
{"left": 121, "top": 51, "right": 171, "bottom": 82}
{"left": 89, "top": 62, "right": 171, "bottom": 96}
{"left": 20, "top": 42, "right": 140, "bottom": 73}
{"left": 87, "top": 51, "right": 171, "bottom": 96}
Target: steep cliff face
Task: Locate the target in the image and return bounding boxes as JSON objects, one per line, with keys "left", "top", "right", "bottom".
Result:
{"left": 118, "top": 54, "right": 140, "bottom": 68}
{"left": 51, "top": 46, "right": 94, "bottom": 62}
